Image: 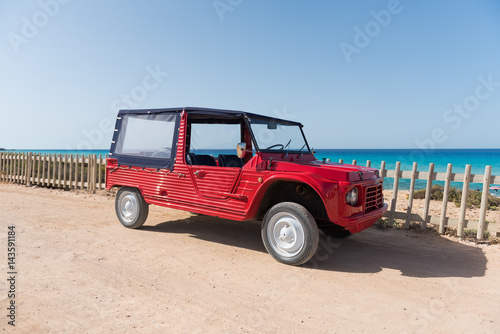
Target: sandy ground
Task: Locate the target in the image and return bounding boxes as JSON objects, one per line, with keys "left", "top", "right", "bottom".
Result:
{"left": 1, "top": 183, "right": 500, "bottom": 333}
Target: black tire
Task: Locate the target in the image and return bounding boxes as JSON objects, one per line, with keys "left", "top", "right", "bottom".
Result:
{"left": 318, "top": 225, "right": 352, "bottom": 239}
{"left": 115, "top": 187, "right": 149, "bottom": 229}
{"left": 261, "top": 202, "right": 319, "bottom": 266}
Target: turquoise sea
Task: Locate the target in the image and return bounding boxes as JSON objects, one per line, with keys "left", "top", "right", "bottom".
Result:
{"left": 313, "top": 149, "right": 500, "bottom": 194}
{"left": 4, "top": 149, "right": 500, "bottom": 194}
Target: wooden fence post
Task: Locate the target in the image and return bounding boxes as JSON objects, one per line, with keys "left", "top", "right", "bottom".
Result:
{"left": 3, "top": 152, "right": 5, "bottom": 182}
{"left": 11, "top": 153, "right": 16, "bottom": 183}
{"left": 93, "top": 155, "right": 97, "bottom": 193}
{"left": 8, "top": 153, "right": 12, "bottom": 183}
{"left": 11, "top": 153, "right": 15, "bottom": 183}
{"left": 5, "top": 153, "right": 8, "bottom": 182}
{"left": 338, "top": 159, "right": 343, "bottom": 164}
{"left": 27, "top": 153, "right": 32, "bottom": 185}
{"left": 19, "top": 152, "right": 26, "bottom": 184}
{"left": 69, "top": 155, "right": 74, "bottom": 189}
{"left": 405, "top": 162, "right": 418, "bottom": 229}
{"left": 31, "top": 154, "right": 36, "bottom": 185}
{"left": 36, "top": 154, "right": 41, "bottom": 185}
{"left": 80, "top": 155, "right": 84, "bottom": 190}
{"left": 379, "top": 161, "right": 386, "bottom": 178}
{"left": 366, "top": 160, "right": 371, "bottom": 168}
{"left": 3, "top": 152, "right": 6, "bottom": 181}
{"left": 422, "top": 163, "right": 435, "bottom": 230}
{"left": 15, "top": 153, "right": 19, "bottom": 183}
{"left": 5, "top": 152, "right": 8, "bottom": 182}
{"left": 388, "top": 161, "right": 401, "bottom": 226}
{"left": 457, "top": 164, "right": 471, "bottom": 238}
{"left": 57, "top": 154, "right": 62, "bottom": 188}
{"left": 9, "top": 153, "right": 13, "bottom": 182}
{"left": 10, "top": 153, "right": 14, "bottom": 183}
{"left": 0, "top": 152, "right": 3, "bottom": 181}
{"left": 27, "top": 153, "right": 31, "bottom": 184}
{"left": 18, "top": 153, "right": 22, "bottom": 183}
{"left": 17, "top": 153, "right": 20, "bottom": 183}
{"left": 41, "top": 154, "right": 46, "bottom": 186}
{"left": 97, "top": 154, "right": 102, "bottom": 190}
{"left": 19, "top": 153, "right": 23, "bottom": 183}
{"left": 14, "top": 153, "right": 18, "bottom": 184}
{"left": 477, "top": 165, "right": 492, "bottom": 240}
{"left": 51, "top": 154, "right": 56, "bottom": 187}
{"left": 74, "top": 155, "right": 79, "bottom": 189}
{"left": 439, "top": 164, "right": 453, "bottom": 234}
{"left": 352, "top": 159, "right": 357, "bottom": 166}
{"left": 10, "top": 153, "right": 13, "bottom": 183}
{"left": 63, "top": 155, "right": 68, "bottom": 189}
{"left": 89, "top": 155, "right": 94, "bottom": 192}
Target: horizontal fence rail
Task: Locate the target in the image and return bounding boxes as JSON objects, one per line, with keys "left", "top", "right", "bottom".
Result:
{"left": 0, "top": 152, "right": 107, "bottom": 192}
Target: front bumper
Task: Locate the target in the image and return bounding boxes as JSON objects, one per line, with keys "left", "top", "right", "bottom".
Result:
{"left": 335, "top": 203, "right": 388, "bottom": 234}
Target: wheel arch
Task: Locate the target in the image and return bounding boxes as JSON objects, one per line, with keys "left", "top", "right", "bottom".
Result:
{"left": 250, "top": 177, "right": 330, "bottom": 222}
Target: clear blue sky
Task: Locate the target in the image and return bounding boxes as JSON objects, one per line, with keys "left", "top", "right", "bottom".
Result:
{"left": 1, "top": 0, "right": 499, "bottom": 150}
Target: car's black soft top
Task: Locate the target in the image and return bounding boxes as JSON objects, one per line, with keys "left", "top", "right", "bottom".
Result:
{"left": 117, "top": 107, "right": 302, "bottom": 126}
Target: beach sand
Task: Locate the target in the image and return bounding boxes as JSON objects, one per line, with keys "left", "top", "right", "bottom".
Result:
{"left": 1, "top": 183, "right": 499, "bottom": 333}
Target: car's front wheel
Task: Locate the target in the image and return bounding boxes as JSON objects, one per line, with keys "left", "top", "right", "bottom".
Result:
{"left": 261, "top": 202, "right": 319, "bottom": 266}
{"left": 115, "top": 187, "right": 149, "bottom": 229}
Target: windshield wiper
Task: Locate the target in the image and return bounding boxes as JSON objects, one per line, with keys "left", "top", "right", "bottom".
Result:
{"left": 297, "top": 144, "right": 307, "bottom": 158}
{"left": 283, "top": 139, "right": 292, "bottom": 158}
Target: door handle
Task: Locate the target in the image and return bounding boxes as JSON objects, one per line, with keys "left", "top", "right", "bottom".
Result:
{"left": 193, "top": 170, "right": 207, "bottom": 177}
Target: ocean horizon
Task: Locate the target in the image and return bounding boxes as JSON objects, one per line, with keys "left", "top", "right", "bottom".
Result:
{"left": 4, "top": 148, "right": 500, "bottom": 193}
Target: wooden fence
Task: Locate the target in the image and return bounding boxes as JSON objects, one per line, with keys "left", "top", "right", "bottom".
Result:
{"left": 337, "top": 158, "right": 500, "bottom": 239}
{"left": 1, "top": 151, "right": 499, "bottom": 239}
{"left": 0, "top": 152, "right": 107, "bottom": 191}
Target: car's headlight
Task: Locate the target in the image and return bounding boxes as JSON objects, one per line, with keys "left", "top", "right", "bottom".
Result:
{"left": 346, "top": 187, "right": 358, "bottom": 206}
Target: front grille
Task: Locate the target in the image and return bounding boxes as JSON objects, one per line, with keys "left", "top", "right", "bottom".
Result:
{"left": 365, "top": 185, "right": 383, "bottom": 213}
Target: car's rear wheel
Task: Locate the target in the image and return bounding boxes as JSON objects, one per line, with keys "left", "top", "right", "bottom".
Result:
{"left": 115, "top": 187, "right": 149, "bottom": 229}
{"left": 261, "top": 202, "right": 319, "bottom": 266}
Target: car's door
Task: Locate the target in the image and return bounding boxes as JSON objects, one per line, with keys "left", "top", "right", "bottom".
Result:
{"left": 186, "top": 122, "right": 245, "bottom": 201}
{"left": 188, "top": 163, "right": 242, "bottom": 200}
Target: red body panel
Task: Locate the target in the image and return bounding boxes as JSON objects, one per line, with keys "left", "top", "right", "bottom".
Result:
{"left": 106, "top": 110, "right": 387, "bottom": 233}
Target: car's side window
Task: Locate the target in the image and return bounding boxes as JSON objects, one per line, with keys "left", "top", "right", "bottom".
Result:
{"left": 189, "top": 123, "right": 243, "bottom": 167}
{"left": 115, "top": 114, "right": 176, "bottom": 158}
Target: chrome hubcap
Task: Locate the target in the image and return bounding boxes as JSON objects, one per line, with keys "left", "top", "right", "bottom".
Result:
{"left": 267, "top": 212, "right": 304, "bottom": 258}
{"left": 119, "top": 193, "right": 138, "bottom": 223}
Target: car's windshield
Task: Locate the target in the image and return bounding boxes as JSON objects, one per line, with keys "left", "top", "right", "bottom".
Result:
{"left": 248, "top": 117, "right": 310, "bottom": 153}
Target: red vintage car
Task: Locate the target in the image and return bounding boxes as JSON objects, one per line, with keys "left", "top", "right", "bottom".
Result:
{"left": 106, "top": 107, "right": 387, "bottom": 265}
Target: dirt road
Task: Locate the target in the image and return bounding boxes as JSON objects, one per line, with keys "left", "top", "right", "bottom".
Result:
{"left": 1, "top": 183, "right": 499, "bottom": 333}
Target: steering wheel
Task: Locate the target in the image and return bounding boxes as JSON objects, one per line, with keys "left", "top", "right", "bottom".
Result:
{"left": 264, "top": 144, "right": 284, "bottom": 150}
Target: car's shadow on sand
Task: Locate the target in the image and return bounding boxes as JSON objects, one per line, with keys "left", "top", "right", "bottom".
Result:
{"left": 140, "top": 215, "right": 487, "bottom": 278}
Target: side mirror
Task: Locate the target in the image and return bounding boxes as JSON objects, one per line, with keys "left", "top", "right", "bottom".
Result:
{"left": 237, "top": 143, "right": 247, "bottom": 158}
